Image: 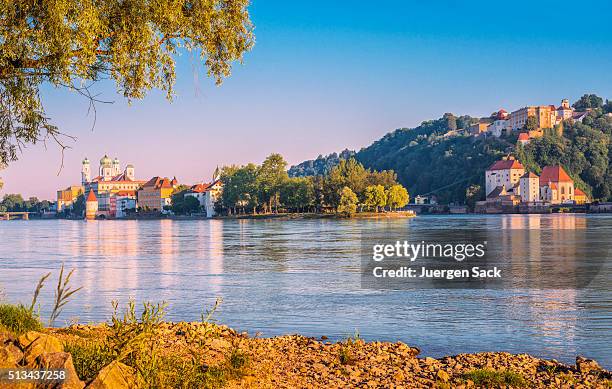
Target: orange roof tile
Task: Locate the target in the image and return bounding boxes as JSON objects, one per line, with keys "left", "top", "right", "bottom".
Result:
{"left": 518, "top": 133, "right": 529, "bottom": 141}
{"left": 86, "top": 190, "right": 97, "bottom": 202}
{"left": 487, "top": 159, "right": 524, "bottom": 171}
{"left": 575, "top": 188, "right": 587, "bottom": 196}
{"left": 539, "top": 166, "right": 572, "bottom": 186}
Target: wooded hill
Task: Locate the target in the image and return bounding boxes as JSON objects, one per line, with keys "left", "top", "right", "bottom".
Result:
{"left": 290, "top": 95, "right": 612, "bottom": 204}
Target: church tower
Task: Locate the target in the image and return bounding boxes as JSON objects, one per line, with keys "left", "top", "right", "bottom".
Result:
{"left": 113, "top": 157, "right": 121, "bottom": 176}
{"left": 99, "top": 155, "right": 113, "bottom": 181}
{"left": 81, "top": 158, "right": 91, "bottom": 185}
{"left": 125, "top": 164, "right": 135, "bottom": 181}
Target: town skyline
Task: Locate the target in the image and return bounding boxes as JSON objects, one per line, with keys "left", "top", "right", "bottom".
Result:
{"left": 2, "top": 0, "right": 612, "bottom": 199}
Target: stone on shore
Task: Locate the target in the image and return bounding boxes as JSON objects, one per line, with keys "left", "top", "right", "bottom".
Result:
{"left": 35, "top": 351, "right": 85, "bottom": 389}
{"left": 87, "top": 361, "right": 137, "bottom": 389}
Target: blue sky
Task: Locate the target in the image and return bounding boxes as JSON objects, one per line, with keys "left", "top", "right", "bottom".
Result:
{"left": 3, "top": 0, "right": 612, "bottom": 199}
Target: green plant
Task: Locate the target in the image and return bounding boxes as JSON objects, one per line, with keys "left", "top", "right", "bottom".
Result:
{"left": 462, "top": 368, "right": 527, "bottom": 387}
{"left": 64, "top": 340, "right": 116, "bottom": 382}
{"left": 339, "top": 329, "right": 361, "bottom": 365}
{"left": 0, "top": 304, "right": 43, "bottom": 335}
{"left": 49, "top": 264, "right": 83, "bottom": 326}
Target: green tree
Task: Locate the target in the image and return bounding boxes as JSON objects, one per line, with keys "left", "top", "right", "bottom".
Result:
{"left": 525, "top": 116, "right": 539, "bottom": 131}
{"left": 0, "top": 0, "right": 254, "bottom": 165}
{"left": 573, "top": 94, "right": 604, "bottom": 111}
{"left": 337, "top": 186, "right": 357, "bottom": 216}
{"left": 72, "top": 194, "right": 85, "bottom": 217}
{"left": 257, "top": 154, "right": 289, "bottom": 213}
{"left": 282, "top": 177, "right": 315, "bottom": 212}
{"left": 363, "top": 185, "right": 387, "bottom": 212}
{"left": 324, "top": 158, "right": 369, "bottom": 206}
{"left": 386, "top": 184, "right": 409, "bottom": 210}
{"left": 1, "top": 193, "right": 24, "bottom": 211}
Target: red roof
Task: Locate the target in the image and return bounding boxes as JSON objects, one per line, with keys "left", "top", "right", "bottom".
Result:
{"left": 115, "top": 190, "right": 136, "bottom": 197}
{"left": 518, "top": 133, "right": 529, "bottom": 141}
{"left": 86, "top": 190, "right": 97, "bottom": 202}
{"left": 539, "top": 166, "right": 572, "bottom": 186}
{"left": 487, "top": 159, "right": 524, "bottom": 171}
{"left": 521, "top": 172, "right": 539, "bottom": 179}
{"left": 575, "top": 188, "right": 586, "bottom": 196}
{"left": 142, "top": 176, "right": 175, "bottom": 189}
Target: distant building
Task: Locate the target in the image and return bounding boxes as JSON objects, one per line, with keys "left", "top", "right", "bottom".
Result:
{"left": 56, "top": 185, "right": 84, "bottom": 212}
{"left": 574, "top": 188, "right": 589, "bottom": 205}
{"left": 137, "top": 176, "right": 178, "bottom": 211}
{"left": 487, "top": 119, "right": 507, "bottom": 137}
{"left": 517, "top": 132, "right": 530, "bottom": 146}
{"left": 539, "top": 165, "right": 574, "bottom": 204}
{"left": 556, "top": 99, "right": 573, "bottom": 121}
{"left": 507, "top": 105, "right": 557, "bottom": 131}
{"left": 519, "top": 172, "right": 539, "bottom": 203}
{"left": 469, "top": 122, "right": 489, "bottom": 135}
{"left": 485, "top": 157, "right": 525, "bottom": 197}
{"left": 185, "top": 179, "right": 222, "bottom": 217}
{"left": 115, "top": 190, "right": 137, "bottom": 218}
{"left": 85, "top": 190, "right": 98, "bottom": 220}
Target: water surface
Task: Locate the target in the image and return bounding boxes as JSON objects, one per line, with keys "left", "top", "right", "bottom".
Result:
{"left": 0, "top": 214, "right": 610, "bottom": 367}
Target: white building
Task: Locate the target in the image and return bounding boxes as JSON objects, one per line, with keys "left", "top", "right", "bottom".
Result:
{"left": 487, "top": 119, "right": 507, "bottom": 137}
{"left": 185, "top": 179, "right": 222, "bottom": 217}
{"left": 519, "top": 172, "right": 539, "bottom": 203}
{"left": 115, "top": 191, "right": 137, "bottom": 218}
{"left": 485, "top": 157, "right": 525, "bottom": 197}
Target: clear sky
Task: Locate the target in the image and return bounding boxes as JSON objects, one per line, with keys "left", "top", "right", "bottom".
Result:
{"left": 2, "top": 0, "right": 612, "bottom": 200}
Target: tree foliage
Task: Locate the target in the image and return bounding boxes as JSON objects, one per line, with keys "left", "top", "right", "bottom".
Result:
{"left": 0, "top": 0, "right": 254, "bottom": 164}
{"left": 572, "top": 94, "right": 604, "bottom": 111}
{"left": 337, "top": 186, "right": 357, "bottom": 216}
{"left": 386, "top": 184, "right": 409, "bottom": 210}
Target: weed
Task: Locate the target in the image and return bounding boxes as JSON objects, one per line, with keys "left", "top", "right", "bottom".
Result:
{"left": 338, "top": 330, "right": 361, "bottom": 365}
{"left": 49, "top": 264, "right": 82, "bottom": 326}
{"left": 0, "top": 304, "right": 42, "bottom": 334}
{"left": 64, "top": 340, "right": 115, "bottom": 382}
{"left": 462, "top": 368, "right": 527, "bottom": 387}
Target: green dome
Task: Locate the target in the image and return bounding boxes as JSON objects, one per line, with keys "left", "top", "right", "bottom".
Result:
{"left": 100, "top": 154, "right": 112, "bottom": 165}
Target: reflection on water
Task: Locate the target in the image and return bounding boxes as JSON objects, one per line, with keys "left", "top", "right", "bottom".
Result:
{"left": 0, "top": 214, "right": 610, "bottom": 367}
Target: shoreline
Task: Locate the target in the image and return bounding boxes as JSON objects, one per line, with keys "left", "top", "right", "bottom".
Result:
{"left": 2, "top": 322, "right": 610, "bottom": 388}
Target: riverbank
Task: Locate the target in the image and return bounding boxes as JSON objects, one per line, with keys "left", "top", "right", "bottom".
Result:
{"left": 212, "top": 211, "right": 416, "bottom": 221}
{"left": 1, "top": 322, "right": 609, "bottom": 388}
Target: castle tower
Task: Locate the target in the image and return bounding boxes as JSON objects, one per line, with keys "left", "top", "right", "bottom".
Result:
{"left": 113, "top": 157, "right": 121, "bottom": 175}
{"left": 85, "top": 190, "right": 98, "bottom": 220}
{"left": 125, "top": 164, "right": 135, "bottom": 181}
{"left": 99, "top": 155, "right": 113, "bottom": 181}
{"left": 81, "top": 157, "right": 91, "bottom": 185}
{"left": 561, "top": 99, "right": 570, "bottom": 109}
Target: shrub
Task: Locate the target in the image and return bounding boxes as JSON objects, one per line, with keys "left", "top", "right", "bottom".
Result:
{"left": 0, "top": 304, "right": 43, "bottom": 335}
{"left": 462, "top": 368, "right": 527, "bottom": 387}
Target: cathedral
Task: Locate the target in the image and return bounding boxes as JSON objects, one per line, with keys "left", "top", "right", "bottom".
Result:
{"left": 81, "top": 155, "right": 146, "bottom": 217}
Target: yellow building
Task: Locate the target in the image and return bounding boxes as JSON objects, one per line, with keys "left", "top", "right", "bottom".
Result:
{"left": 56, "top": 185, "right": 84, "bottom": 212}
{"left": 507, "top": 105, "right": 557, "bottom": 131}
{"left": 137, "top": 177, "right": 178, "bottom": 211}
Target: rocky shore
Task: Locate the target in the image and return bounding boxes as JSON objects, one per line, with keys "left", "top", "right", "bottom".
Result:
{"left": 1, "top": 322, "right": 610, "bottom": 388}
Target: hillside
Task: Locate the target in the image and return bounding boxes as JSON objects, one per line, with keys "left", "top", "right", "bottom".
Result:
{"left": 289, "top": 97, "right": 612, "bottom": 204}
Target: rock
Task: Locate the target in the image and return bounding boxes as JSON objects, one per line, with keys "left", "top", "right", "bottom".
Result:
{"left": 576, "top": 356, "right": 601, "bottom": 374}
{"left": 207, "top": 338, "right": 231, "bottom": 352}
{"left": 18, "top": 331, "right": 46, "bottom": 349}
{"left": 423, "top": 357, "right": 437, "bottom": 365}
{"left": 21, "top": 333, "right": 63, "bottom": 366}
{"left": 437, "top": 369, "right": 450, "bottom": 382}
{"left": 36, "top": 352, "right": 84, "bottom": 389}
{"left": 0, "top": 343, "right": 23, "bottom": 366}
{"left": 87, "top": 361, "right": 137, "bottom": 389}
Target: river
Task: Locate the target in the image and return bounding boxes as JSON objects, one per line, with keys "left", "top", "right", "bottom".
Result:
{"left": 0, "top": 214, "right": 610, "bottom": 367}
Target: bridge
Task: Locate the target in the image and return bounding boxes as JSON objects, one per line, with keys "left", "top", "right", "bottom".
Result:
{"left": 0, "top": 212, "right": 31, "bottom": 220}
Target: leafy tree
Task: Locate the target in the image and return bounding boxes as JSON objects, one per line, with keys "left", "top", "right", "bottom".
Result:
{"left": 573, "top": 94, "right": 604, "bottom": 111}
{"left": 0, "top": 0, "right": 254, "bottom": 165}
{"left": 219, "top": 163, "right": 258, "bottom": 214}
{"left": 386, "top": 184, "right": 409, "bottom": 210}
{"left": 337, "top": 187, "right": 357, "bottom": 216}
{"left": 1, "top": 193, "right": 24, "bottom": 211}
{"left": 72, "top": 194, "right": 85, "bottom": 217}
{"left": 324, "top": 158, "right": 369, "bottom": 207}
{"left": 257, "top": 154, "right": 289, "bottom": 213}
{"left": 465, "top": 184, "right": 483, "bottom": 211}
{"left": 525, "top": 116, "right": 539, "bottom": 131}
{"left": 282, "top": 177, "right": 315, "bottom": 212}
{"left": 363, "top": 185, "right": 387, "bottom": 212}
{"left": 604, "top": 99, "right": 612, "bottom": 114}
